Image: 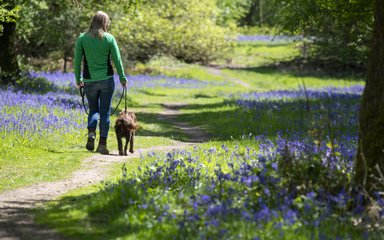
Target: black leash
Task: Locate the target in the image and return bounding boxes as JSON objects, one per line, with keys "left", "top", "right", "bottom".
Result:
{"left": 111, "top": 86, "right": 127, "bottom": 115}
{"left": 124, "top": 84, "right": 127, "bottom": 113}
{"left": 79, "top": 85, "right": 127, "bottom": 116}
{"left": 79, "top": 86, "right": 89, "bottom": 115}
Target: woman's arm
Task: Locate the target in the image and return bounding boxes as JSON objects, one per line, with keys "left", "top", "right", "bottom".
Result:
{"left": 110, "top": 36, "right": 127, "bottom": 85}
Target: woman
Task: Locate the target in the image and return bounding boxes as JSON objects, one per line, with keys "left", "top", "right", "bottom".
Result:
{"left": 74, "top": 11, "right": 127, "bottom": 154}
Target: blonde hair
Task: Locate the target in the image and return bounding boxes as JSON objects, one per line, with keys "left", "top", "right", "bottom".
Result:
{"left": 88, "top": 11, "right": 110, "bottom": 39}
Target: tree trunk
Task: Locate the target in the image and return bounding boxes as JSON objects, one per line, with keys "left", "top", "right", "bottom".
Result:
{"left": 355, "top": 0, "right": 384, "bottom": 196}
{"left": 0, "top": 14, "right": 19, "bottom": 85}
{"left": 259, "top": 0, "right": 263, "bottom": 26}
{"left": 242, "top": 1, "right": 259, "bottom": 26}
{"left": 63, "top": 54, "right": 68, "bottom": 73}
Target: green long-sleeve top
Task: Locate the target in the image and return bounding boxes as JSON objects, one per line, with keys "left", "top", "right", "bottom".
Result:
{"left": 74, "top": 32, "right": 127, "bottom": 84}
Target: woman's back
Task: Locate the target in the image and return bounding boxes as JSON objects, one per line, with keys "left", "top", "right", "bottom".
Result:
{"left": 78, "top": 32, "right": 114, "bottom": 80}
{"left": 75, "top": 31, "right": 125, "bottom": 82}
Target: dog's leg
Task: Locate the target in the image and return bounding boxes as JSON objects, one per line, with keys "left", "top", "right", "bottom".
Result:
{"left": 116, "top": 128, "right": 124, "bottom": 156}
{"left": 124, "top": 133, "right": 129, "bottom": 156}
{"left": 129, "top": 131, "right": 135, "bottom": 153}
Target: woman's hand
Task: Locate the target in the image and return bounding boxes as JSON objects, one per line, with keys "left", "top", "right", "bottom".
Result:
{"left": 121, "top": 82, "right": 127, "bottom": 88}
{"left": 77, "top": 82, "right": 84, "bottom": 88}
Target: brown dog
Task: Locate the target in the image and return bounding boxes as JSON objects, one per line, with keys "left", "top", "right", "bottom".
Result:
{"left": 115, "top": 111, "right": 139, "bottom": 155}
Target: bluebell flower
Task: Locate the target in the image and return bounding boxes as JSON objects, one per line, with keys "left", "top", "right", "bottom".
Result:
{"left": 306, "top": 191, "right": 316, "bottom": 199}
{"left": 201, "top": 194, "right": 211, "bottom": 204}
{"left": 271, "top": 162, "right": 278, "bottom": 171}
{"left": 207, "top": 219, "right": 219, "bottom": 227}
{"left": 283, "top": 209, "right": 297, "bottom": 225}
{"left": 139, "top": 204, "right": 148, "bottom": 209}
{"left": 254, "top": 205, "right": 271, "bottom": 222}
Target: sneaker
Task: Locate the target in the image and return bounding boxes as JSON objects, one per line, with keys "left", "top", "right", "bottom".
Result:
{"left": 96, "top": 144, "right": 109, "bottom": 155}
{"left": 86, "top": 137, "right": 95, "bottom": 151}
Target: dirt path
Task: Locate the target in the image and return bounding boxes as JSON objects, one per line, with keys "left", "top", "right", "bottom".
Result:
{"left": 0, "top": 105, "right": 210, "bottom": 240}
{"left": 206, "top": 66, "right": 251, "bottom": 88}
{"left": 158, "top": 103, "right": 211, "bottom": 143}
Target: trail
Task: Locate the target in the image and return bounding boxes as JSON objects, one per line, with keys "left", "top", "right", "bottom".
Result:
{"left": 206, "top": 66, "right": 251, "bottom": 88}
{"left": 0, "top": 105, "right": 210, "bottom": 240}
{"left": 158, "top": 103, "right": 211, "bottom": 143}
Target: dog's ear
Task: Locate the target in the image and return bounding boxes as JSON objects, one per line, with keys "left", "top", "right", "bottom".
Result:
{"left": 116, "top": 119, "right": 124, "bottom": 126}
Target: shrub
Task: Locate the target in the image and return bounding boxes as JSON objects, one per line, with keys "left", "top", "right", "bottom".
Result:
{"left": 15, "top": 73, "right": 57, "bottom": 94}
{"left": 112, "top": 0, "right": 230, "bottom": 64}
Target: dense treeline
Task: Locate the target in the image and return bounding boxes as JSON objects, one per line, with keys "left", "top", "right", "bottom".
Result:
{"left": 1, "top": 0, "right": 230, "bottom": 75}
{"left": 278, "top": 0, "right": 373, "bottom": 68}
{"left": 0, "top": 0, "right": 374, "bottom": 77}
{"left": 214, "top": 0, "right": 373, "bottom": 68}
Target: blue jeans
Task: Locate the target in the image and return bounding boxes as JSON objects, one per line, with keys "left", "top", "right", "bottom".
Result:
{"left": 84, "top": 78, "right": 115, "bottom": 138}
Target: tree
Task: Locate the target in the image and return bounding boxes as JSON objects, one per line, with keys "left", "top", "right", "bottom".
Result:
{"left": 0, "top": 0, "right": 141, "bottom": 84}
{"left": 216, "top": 0, "right": 249, "bottom": 26}
{"left": 0, "top": 0, "right": 20, "bottom": 84}
{"left": 241, "top": 0, "right": 277, "bottom": 26}
{"left": 355, "top": 0, "right": 384, "bottom": 196}
{"left": 113, "top": 0, "right": 229, "bottom": 64}
{"left": 216, "top": 0, "right": 280, "bottom": 27}
{"left": 10, "top": 1, "right": 80, "bottom": 72}
{"left": 242, "top": 0, "right": 260, "bottom": 26}
{"left": 276, "top": 0, "right": 373, "bottom": 66}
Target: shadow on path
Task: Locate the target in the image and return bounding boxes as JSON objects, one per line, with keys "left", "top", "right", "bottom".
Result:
{"left": 0, "top": 200, "right": 65, "bottom": 240}
{"left": 157, "top": 103, "right": 211, "bottom": 143}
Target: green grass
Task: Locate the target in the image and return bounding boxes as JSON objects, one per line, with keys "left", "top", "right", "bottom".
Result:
{"left": 156, "top": 65, "right": 228, "bottom": 82}
{"left": 221, "top": 67, "right": 364, "bottom": 90}
{"left": 0, "top": 131, "right": 90, "bottom": 192}
{"left": 221, "top": 42, "right": 300, "bottom": 67}
{"left": 0, "top": 149, "right": 88, "bottom": 192}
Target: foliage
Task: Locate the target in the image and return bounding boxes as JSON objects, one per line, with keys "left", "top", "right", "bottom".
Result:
{"left": 20, "top": 2, "right": 80, "bottom": 55}
{"left": 216, "top": 0, "right": 281, "bottom": 27}
{"left": 112, "top": 0, "right": 229, "bottom": 64}
{"left": 216, "top": 0, "right": 249, "bottom": 26}
{"left": 0, "top": 1, "right": 20, "bottom": 26}
{"left": 14, "top": 74, "right": 57, "bottom": 94}
{"left": 1, "top": 0, "right": 231, "bottom": 71}
{"left": 276, "top": 0, "right": 373, "bottom": 65}
{"left": 1, "top": 0, "right": 144, "bottom": 75}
